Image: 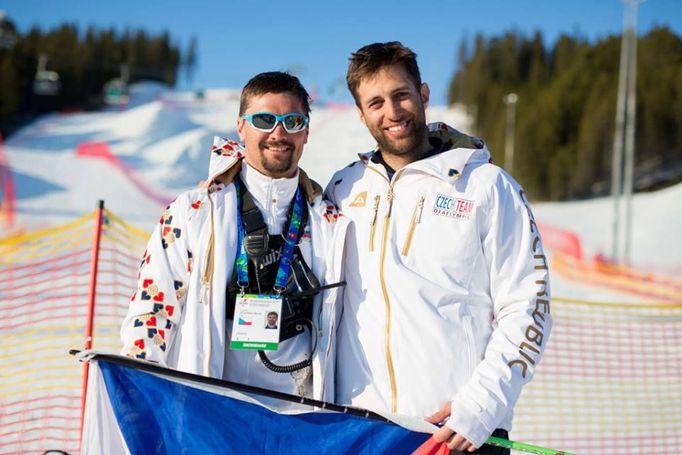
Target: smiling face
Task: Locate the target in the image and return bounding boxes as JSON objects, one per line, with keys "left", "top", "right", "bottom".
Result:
{"left": 355, "top": 64, "right": 430, "bottom": 169}
{"left": 237, "top": 91, "right": 309, "bottom": 178}
{"left": 267, "top": 313, "right": 278, "bottom": 326}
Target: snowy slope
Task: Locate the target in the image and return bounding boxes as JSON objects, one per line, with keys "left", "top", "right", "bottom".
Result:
{"left": 3, "top": 83, "right": 467, "bottom": 230}
{"left": 534, "top": 184, "right": 682, "bottom": 275}
{"left": 3, "top": 82, "right": 680, "bottom": 297}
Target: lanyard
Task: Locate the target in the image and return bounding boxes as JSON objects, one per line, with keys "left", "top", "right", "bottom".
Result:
{"left": 234, "top": 179, "right": 305, "bottom": 294}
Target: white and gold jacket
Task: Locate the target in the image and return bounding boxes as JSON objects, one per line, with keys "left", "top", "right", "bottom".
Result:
{"left": 326, "top": 123, "right": 551, "bottom": 447}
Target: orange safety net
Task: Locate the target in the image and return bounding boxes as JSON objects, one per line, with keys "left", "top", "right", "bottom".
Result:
{"left": 0, "top": 209, "right": 147, "bottom": 454}
{"left": 512, "top": 297, "right": 682, "bottom": 454}
{"left": 553, "top": 251, "right": 682, "bottom": 303}
{"left": 1, "top": 210, "right": 681, "bottom": 454}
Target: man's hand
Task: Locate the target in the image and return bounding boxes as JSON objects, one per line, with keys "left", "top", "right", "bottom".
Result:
{"left": 426, "top": 401, "right": 477, "bottom": 453}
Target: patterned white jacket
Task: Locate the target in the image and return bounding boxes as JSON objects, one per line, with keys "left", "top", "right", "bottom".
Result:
{"left": 121, "top": 137, "right": 350, "bottom": 402}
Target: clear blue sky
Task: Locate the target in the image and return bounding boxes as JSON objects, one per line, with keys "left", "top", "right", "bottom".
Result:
{"left": 4, "top": 0, "right": 681, "bottom": 105}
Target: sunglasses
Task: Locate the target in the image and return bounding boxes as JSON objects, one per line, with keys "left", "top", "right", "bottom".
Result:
{"left": 240, "top": 112, "right": 309, "bottom": 134}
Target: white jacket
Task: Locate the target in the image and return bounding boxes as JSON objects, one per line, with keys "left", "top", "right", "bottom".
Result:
{"left": 326, "top": 123, "right": 551, "bottom": 446}
{"left": 121, "top": 137, "right": 350, "bottom": 402}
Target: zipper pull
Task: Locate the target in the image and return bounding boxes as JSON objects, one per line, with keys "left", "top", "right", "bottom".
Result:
{"left": 369, "top": 195, "right": 381, "bottom": 252}
{"left": 386, "top": 188, "right": 394, "bottom": 218}
{"left": 199, "top": 282, "right": 210, "bottom": 305}
{"left": 401, "top": 195, "right": 425, "bottom": 256}
{"left": 416, "top": 196, "right": 425, "bottom": 223}
{"left": 370, "top": 195, "right": 380, "bottom": 227}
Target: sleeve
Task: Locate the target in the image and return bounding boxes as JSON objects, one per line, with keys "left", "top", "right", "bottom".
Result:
{"left": 446, "top": 171, "right": 552, "bottom": 447}
{"left": 120, "top": 196, "right": 192, "bottom": 365}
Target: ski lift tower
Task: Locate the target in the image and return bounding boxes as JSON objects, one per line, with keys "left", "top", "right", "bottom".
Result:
{"left": 610, "top": 0, "right": 640, "bottom": 265}
{"left": 502, "top": 93, "right": 518, "bottom": 175}
{"left": 104, "top": 64, "right": 130, "bottom": 106}
{"left": 33, "top": 54, "right": 62, "bottom": 96}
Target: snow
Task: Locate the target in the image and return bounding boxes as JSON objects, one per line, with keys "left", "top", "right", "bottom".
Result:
{"left": 535, "top": 184, "right": 682, "bottom": 274}
{"left": 3, "top": 81, "right": 680, "bottom": 298}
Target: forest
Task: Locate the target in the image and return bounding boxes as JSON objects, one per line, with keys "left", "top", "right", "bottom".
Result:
{"left": 0, "top": 17, "right": 195, "bottom": 137}
{"left": 449, "top": 27, "right": 682, "bottom": 200}
{"left": 1, "top": 18, "right": 680, "bottom": 201}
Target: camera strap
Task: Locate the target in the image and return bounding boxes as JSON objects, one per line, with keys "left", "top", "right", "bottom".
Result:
{"left": 231, "top": 176, "right": 316, "bottom": 376}
{"left": 234, "top": 176, "right": 307, "bottom": 294}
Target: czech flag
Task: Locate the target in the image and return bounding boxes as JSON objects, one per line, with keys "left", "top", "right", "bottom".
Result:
{"left": 79, "top": 353, "right": 443, "bottom": 454}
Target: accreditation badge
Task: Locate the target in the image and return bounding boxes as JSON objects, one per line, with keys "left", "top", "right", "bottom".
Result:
{"left": 230, "top": 294, "right": 282, "bottom": 351}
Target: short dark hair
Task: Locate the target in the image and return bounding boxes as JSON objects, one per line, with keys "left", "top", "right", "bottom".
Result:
{"left": 346, "top": 41, "right": 422, "bottom": 106}
{"left": 239, "top": 71, "right": 311, "bottom": 116}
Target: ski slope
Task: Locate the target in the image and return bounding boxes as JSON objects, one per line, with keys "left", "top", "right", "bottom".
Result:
{"left": 2, "top": 82, "right": 681, "bottom": 300}
{"left": 2, "top": 81, "right": 681, "bottom": 455}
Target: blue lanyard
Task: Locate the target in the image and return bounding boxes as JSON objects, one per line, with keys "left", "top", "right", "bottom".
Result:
{"left": 234, "top": 179, "right": 305, "bottom": 294}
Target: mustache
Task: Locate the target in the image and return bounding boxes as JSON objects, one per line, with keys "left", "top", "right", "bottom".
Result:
{"left": 260, "top": 140, "right": 295, "bottom": 149}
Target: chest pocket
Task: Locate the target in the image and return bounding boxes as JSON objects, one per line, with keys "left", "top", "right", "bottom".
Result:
{"left": 342, "top": 191, "right": 382, "bottom": 253}
{"left": 400, "top": 193, "right": 480, "bottom": 288}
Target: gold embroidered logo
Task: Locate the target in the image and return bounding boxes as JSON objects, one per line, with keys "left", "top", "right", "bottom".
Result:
{"left": 349, "top": 191, "right": 367, "bottom": 207}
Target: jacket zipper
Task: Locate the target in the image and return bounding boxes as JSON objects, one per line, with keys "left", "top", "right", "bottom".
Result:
{"left": 321, "top": 285, "right": 336, "bottom": 400}
{"left": 378, "top": 168, "right": 409, "bottom": 414}
{"left": 401, "top": 196, "right": 424, "bottom": 256}
{"left": 200, "top": 190, "right": 216, "bottom": 376}
{"left": 361, "top": 161, "right": 390, "bottom": 253}
{"left": 369, "top": 195, "right": 381, "bottom": 252}
{"left": 200, "top": 191, "right": 215, "bottom": 302}
{"left": 360, "top": 159, "right": 400, "bottom": 412}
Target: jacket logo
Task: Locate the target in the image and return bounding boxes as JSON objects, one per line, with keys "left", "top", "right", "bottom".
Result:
{"left": 432, "top": 194, "right": 474, "bottom": 219}
{"left": 349, "top": 191, "right": 367, "bottom": 207}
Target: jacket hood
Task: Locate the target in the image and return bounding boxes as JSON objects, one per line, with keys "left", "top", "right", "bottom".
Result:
{"left": 205, "top": 136, "right": 322, "bottom": 203}
{"left": 425, "top": 122, "right": 491, "bottom": 176}
{"left": 207, "top": 136, "right": 245, "bottom": 184}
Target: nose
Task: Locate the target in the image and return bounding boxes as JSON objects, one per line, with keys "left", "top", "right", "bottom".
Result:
{"left": 386, "top": 98, "right": 404, "bottom": 120}
{"left": 270, "top": 121, "right": 289, "bottom": 138}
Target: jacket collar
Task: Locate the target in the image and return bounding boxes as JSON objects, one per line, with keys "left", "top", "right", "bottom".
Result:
{"left": 358, "top": 122, "right": 491, "bottom": 183}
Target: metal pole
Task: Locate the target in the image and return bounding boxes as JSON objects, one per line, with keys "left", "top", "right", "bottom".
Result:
{"left": 0, "top": 133, "right": 16, "bottom": 229}
{"left": 610, "top": 1, "right": 634, "bottom": 263}
{"left": 79, "top": 200, "right": 105, "bottom": 448}
{"left": 503, "top": 93, "right": 518, "bottom": 174}
{"left": 622, "top": 0, "right": 639, "bottom": 265}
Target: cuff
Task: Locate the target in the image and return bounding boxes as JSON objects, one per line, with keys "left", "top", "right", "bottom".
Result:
{"left": 444, "top": 401, "right": 493, "bottom": 448}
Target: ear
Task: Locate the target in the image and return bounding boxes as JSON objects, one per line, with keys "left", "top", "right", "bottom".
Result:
{"left": 237, "top": 118, "right": 246, "bottom": 142}
{"left": 356, "top": 106, "right": 367, "bottom": 126}
{"left": 303, "top": 127, "right": 309, "bottom": 145}
{"left": 420, "top": 83, "right": 430, "bottom": 109}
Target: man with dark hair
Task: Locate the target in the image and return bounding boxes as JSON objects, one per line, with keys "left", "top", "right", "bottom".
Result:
{"left": 239, "top": 72, "right": 311, "bottom": 117}
{"left": 122, "top": 71, "right": 349, "bottom": 403}
{"left": 266, "top": 312, "right": 278, "bottom": 329}
{"left": 327, "top": 42, "right": 551, "bottom": 453}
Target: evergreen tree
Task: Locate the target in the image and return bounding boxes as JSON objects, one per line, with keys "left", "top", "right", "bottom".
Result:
{"left": 0, "top": 17, "right": 187, "bottom": 137}
{"left": 449, "top": 27, "right": 682, "bottom": 200}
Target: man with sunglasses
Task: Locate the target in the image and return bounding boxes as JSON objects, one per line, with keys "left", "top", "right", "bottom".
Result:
{"left": 121, "top": 72, "right": 350, "bottom": 404}
{"left": 326, "top": 42, "right": 551, "bottom": 453}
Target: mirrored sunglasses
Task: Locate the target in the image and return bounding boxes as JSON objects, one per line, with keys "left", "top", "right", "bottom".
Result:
{"left": 240, "top": 112, "right": 309, "bottom": 134}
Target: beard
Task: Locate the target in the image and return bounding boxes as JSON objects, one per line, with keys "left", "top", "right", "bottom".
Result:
{"left": 258, "top": 139, "right": 295, "bottom": 176}
{"left": 368, "top": 112, "right": 429, "bottom": 160}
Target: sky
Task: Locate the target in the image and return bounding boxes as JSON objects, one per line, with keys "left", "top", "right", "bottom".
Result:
{"left": 4, "top": 0, "right": 682, "bottom": 105}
